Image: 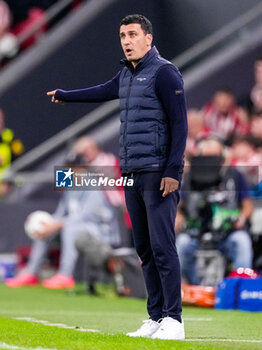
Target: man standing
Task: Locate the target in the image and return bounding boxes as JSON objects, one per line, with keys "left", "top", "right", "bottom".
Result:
{"left": 47, "top": 14, "right": 188, "bottom": 340}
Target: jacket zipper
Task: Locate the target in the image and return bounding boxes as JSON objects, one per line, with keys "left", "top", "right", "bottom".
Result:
{"left": 124, "top": 70, "right": 135, "bottom": 169}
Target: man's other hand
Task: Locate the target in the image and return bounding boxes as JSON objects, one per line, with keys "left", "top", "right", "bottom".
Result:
{"left": 160, "top": 177, "right": 179, "bottom": 197}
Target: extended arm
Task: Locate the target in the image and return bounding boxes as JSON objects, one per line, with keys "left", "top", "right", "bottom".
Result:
{"left": 47, "top": 71, "right": 121, "bottom": 103}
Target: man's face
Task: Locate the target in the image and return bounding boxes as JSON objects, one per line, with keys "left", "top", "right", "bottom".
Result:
{"left": 187, "top": 110, "right": 204, "bottom": 137}
{"left": 254, "top": 60, "right": 262, "bottom": 85}
{"left": 251, "top": 116, "right": 262, "bottom": 138}
{"left": 197, "top": 140, "right": 223, "bottom": 157}
{"left": 213, "top": 92, "right": 235, "bottom": 115}
{"left": 120, "top": 23, "right": 152, "bottom": 66}
{"left": 73, "top": 138, "right": 99, "bottom": 163}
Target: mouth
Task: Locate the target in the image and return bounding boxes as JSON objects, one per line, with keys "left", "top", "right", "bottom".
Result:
{"left": 125, "top": 48, "right": 133, "bottom": 56}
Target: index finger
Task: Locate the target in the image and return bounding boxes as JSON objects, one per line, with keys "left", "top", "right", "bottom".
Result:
{"left": 162, "top": 183, "right": 170, "bottom": 197}
{"left": 162, "top": 189, "right": 169, "bottom": 197}
{"left": 46, "top": 90, "right": 57, "bottom": 96}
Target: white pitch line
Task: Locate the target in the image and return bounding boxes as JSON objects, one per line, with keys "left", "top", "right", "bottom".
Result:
{"left": 1, "top": 310, "right": 142, "bottom": 316}
{"left": 186, "top": 339, "right": 262, "bottom": 343}
{"left": 0, "top": 342, "right": 60, "bottom": 350}
{"left": 2, "top": 311, "right": 214, "bottom": 320}
{"left": 15, "top": 316, "right": 213, "bottom": 323}
{"left": 14, "top": 317, "right": 100, "bottom": 333}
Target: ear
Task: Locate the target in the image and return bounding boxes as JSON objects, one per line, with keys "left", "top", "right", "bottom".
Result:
{"left": 146, "top": 34, "right": 153, "bottom": 47}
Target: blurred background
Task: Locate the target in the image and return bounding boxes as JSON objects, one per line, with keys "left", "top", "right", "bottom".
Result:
{"left": 0, "top": 0, "right": 262, "bottom": 300}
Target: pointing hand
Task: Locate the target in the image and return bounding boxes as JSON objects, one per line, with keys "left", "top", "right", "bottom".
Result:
{"left": 47, "top": 90, "right": 64, "bottom": 104}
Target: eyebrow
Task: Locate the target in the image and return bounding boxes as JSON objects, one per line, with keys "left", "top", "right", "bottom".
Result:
{"left": 120, "top": 30, "right": 138, "bottom": 36}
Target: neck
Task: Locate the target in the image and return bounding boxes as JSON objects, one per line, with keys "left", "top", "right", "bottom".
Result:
{"left": 131, "top": 60, "right": 139, "bottom": 68}
{"left": 130, "top": 46, "right": 152, "bottom": 68}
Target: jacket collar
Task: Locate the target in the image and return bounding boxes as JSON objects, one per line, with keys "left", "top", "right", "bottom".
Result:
{"left": 120, "top": 46, "right": 159, "bottom": 72}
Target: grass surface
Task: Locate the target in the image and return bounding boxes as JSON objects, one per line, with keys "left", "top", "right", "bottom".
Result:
{"left": 0, "top": 284, "right": 261, "bottom": 350}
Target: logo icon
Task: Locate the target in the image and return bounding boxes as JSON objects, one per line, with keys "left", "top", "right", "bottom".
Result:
{"left": 137, "top": 77, "right": 146, "bottom": 82}
{"left": 56, "top": 168, "right": 74, "bottom": 188}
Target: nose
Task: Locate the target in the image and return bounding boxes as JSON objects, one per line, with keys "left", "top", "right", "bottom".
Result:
{"left": 122, "top": 36, "right": 130, "bottom": 46}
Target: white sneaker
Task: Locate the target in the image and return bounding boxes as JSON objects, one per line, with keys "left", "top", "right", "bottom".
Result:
{"left": 126, "top": 319, "right": 160, "bottom": 338}
{"left": 151, "top": 317, "right": 185, "bottom": 340}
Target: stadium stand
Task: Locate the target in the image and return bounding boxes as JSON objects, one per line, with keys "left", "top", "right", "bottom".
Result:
{"left": 0, "top": 0, "right": 262, "bottom": 288}
{"left": 0, "top": 0, "right": 84, "bottom": 65}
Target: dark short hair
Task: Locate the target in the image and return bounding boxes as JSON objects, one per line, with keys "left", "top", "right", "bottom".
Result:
{"left": 214, "top": 87, "right": 235, "bottom": 97}
{"left": 255, "top": 56, "right": 262, "bottom": 63}
{"left": 196, "top": 134, "right": 224, "bottom": 147}
{"left": 120, "top": 14, "right": 153, "bottom": 35}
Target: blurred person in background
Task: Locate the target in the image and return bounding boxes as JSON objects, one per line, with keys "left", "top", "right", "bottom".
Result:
{"left": 250, "top": 110, "right": 262, "bottom": 140}
{"left": 5, "top": 137, "right": 122, "bottom": 289}
{"left": 240, "top": 56, "right": 262, "bottom": 113}
{"left": 0, "top": 0, "right": 17, "bottom": 60}
{"left": 0, "top": 108, "right": 23, "bottom": 197}
{"left": 5, "top": 0, "right": 57, "bottom": 27}
{"left": 5, "top": 0, "right": 49, "bottom": 51}
{"left": 5, "top": 0, "right": 81, "bottom": 40}
{"left": 250, "top": 86, "right": 262, "bottom": 112}
{"left": 176, "top": 136, "right": 253, "bottom": 285}
{"left": 230, "top": 135, "right": 262, "bottom": 189}
{"left": 69, "top": 136, "right": 130, "bottom": 217}
{"left": 250, "top": 111, "right": 262, "bottom": 172}
{"left": 248, "top": 111, "right": 262, "bottom": 196}
{"left": 186, "top": 108, "right": 210, "bottom": 156}
{"left": 0, "top": 1, "right": 10, "bottom": 38}
{"left": 202, "top": 88, "right": 249, "bottom": 145}
{"left": 3, "top": 0, "right": 79, "bottom": 56}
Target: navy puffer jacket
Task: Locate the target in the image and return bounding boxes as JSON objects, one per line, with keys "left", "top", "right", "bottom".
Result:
{"left": 119, "top": 46, "right": 178, "bottom": 173}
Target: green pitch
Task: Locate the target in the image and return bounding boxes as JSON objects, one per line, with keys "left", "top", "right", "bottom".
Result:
{"left": 0, "top": 284, "right": 261, "bottom": 350}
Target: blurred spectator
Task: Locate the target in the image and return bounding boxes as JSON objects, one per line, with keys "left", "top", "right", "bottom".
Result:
{"left": 253, "top": 56, "right": 262, "bottom": 87}
{"left": 5, "top": 1, "right": 56, "bottom": 27}
{"left": 0, "top": 108, "right": 24, "bottom": 172}
{"left": 0, "top": 1, "right": 18, "bottom": 59}
{"left": 186, "top": 109, "right": 210, "bottom": 156}
{"left": 241, "top": 56, "right": 262, "bottom": 113}
{"left": 7, "top": 0, "right": 48, "bottom": 50}
{"left": 5, "top": 136, "right": 123, "bottom": 289}
{"left": 248, "top": 111, "right": 262, "bottom": 196}
{"left": 0, "top": 1, "right": 83, "bottom": 62}
{"left": 71, "top": 137, "right": 131, "bottom": 228}
{"left": 176, "top": 136, "right": 253, "bottom": 285}
{"left": 230, "top": 136, "right": 262, "bottom": 188}
{"left": 250, "top": 86, "right": 262, "bottom": 112}
{"left": 0, "top": 108, "right": 23, "bottom": 196}
{"left": 0, "top": 0, "right": 10, "bottom": 37}
{"left": 6, "top": 0, "right": 82, "bottom": 34}
{"left": 202, "top": 89, "right": 249, "bottom": 144}
{"left": 69, "top": 136, "right": 130, "bottom": 213}
{"left": 250, "top": 110, "right": 262, "bottom": 140}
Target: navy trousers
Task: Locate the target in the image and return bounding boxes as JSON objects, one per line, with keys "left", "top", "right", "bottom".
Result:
{"left": 124, "top": 172, "right": 182, "bottom": 322}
